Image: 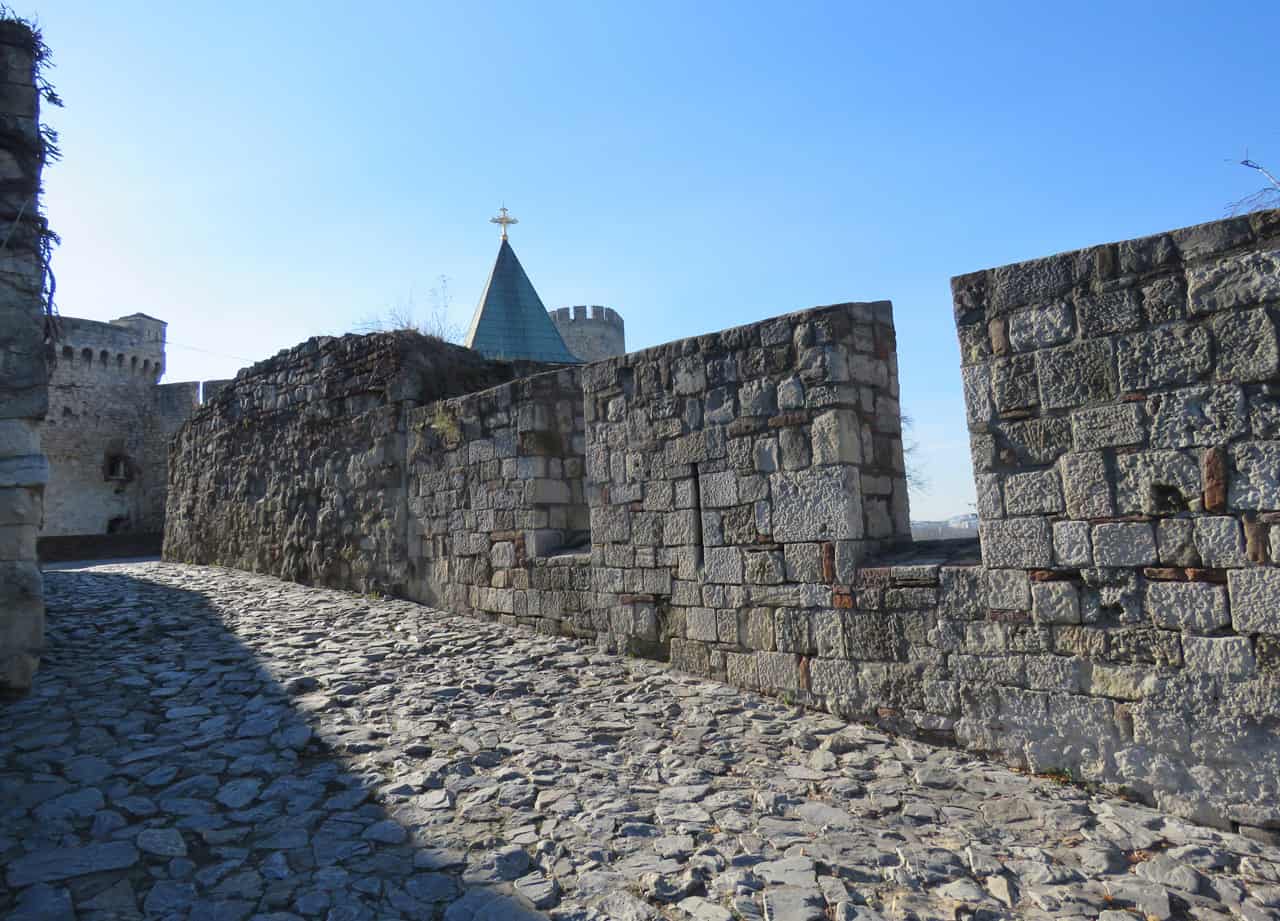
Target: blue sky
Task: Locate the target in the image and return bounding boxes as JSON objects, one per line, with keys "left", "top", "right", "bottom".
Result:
{"left": 33, "top": 1, "right": 1280, "bottom": 519}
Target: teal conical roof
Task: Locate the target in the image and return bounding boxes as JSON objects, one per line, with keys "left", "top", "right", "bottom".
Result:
{"left": 464, "top": 239, "right": 580, "bottom": 363}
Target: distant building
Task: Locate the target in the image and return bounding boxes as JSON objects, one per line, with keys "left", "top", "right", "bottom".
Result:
{"left": 41, "top": 313, "right": 224, "bottom": 549}
{"left": 463, "top": 208, "right": 625, "bottom": 363}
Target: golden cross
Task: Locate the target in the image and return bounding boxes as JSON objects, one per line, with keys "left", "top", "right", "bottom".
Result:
{"left": 490, "top": 206, "right": 518, "bottom": 240}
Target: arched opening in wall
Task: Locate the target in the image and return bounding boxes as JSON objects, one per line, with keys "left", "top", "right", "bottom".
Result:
{"left": 116, "top": 354, "right": 124, "bottom": 368}
{"left": 130, "top": 356, "right": 137, "bottom": 372}
{"left": 99, "top": 350, "right": 109, "bottom": 366}
{"left": 81, "top": 348, "right": 93, "bottom": 363}
{"left": 142, "top": 359, "right": 151, "bottom": 377}
{"left": 61, "top": 345, "right": 72, "bottom": 363}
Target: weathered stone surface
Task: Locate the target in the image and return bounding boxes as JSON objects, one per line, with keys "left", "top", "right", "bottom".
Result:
{"left": 1149, "top": 385, "right": 1247, "bottom": 448}
{"left": 1228, "top": 568, "right": 1280, "bottom": 635}
{"left": 1059, "top": 452, "right": 1114, "bottom": 519}
{"left": 1229, "top": 441, "right": 1280, "bottom": 510}
{"left": 987, "top": 569, "right": 1030, "bottom": 609}
{"left": 1032, "top": 581, "right": 1080, "bottom": 624}
{"left": 1008, "top": 302, "right": 1073, "bottom": 351}
{"left": 1211, "top": 308, "right": 1280, "bottom": 382}
{"left": 1038, "top": 339, "right": 1116, "bottom": 409}
{"left": 1182, "top": 635, "right": 1255, "bottom": 676}
{"left": 770, "top": 467, "right": 864, "bottom": 542}
{"left": 1146, "top": 582, "right": 1229, "bottom": 634}
{"left": 1002, "top": 469, "right": 1063, "bottom": 516}
{"left": 1187, "top": 248, "right": 1280, "bottom": 314}
{"left": 1092, "top": 523, "right": 1158, "bottom": 567}
{"left": 1192, "top": 516, "right": 1247, "bottom": 567}
{"left": 1053, "top": 520, "right": 1091, "bottom": 566}
{"left": 1118, "top": 324, "right": 1212, "bottom": 392}
{"left": 1071, "top": 403, "right": 1146, "bottom": 451}
{"left": 1115, "top": 451, "right": 1200, "bottom": 515}
{"left": 979, "top": 518, "right": 1052, "bottom": 568}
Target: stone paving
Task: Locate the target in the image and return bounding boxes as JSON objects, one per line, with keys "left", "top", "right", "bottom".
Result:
{"left": 3, "top": 563, "right": 1280, "bottom": 921}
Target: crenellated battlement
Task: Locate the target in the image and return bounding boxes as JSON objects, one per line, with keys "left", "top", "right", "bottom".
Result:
{"left": 548, "top": 305, "right": 626, "bottom": 362}
{"left": 53, "top": 314, "right": 167, "bottom": 384}
{"left": 549, "top": 304, "right": 625, "bottom": 331}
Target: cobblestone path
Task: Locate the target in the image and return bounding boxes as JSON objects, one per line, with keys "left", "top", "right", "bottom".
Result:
{"left": 4, "top": 563, "right": 1280, "bottom": 921}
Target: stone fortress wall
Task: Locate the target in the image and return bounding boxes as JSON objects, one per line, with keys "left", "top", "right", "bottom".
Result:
{"left": 0, "top": 19, "right": 50, "bottom": 692}
{"left": 164, "top": 209, "right": 1280, "bottom": 833}
{"left": 549, "top": 304, "right": 626, "bottom": 362}
{"left": 950, "top": 209, "right": 1280, "bottom": 830}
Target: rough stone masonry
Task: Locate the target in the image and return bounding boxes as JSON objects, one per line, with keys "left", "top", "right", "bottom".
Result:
{"left": 167, "top": 210, "right": 1280, "bottom": 836}
{"left": 0, "top": 19, "right": 50, "bottom": 693}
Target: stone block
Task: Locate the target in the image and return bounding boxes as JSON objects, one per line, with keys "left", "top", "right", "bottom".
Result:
{"left": 1089, "top": 664, "right": 1158, "bottom": 701}
{"left": 1003, "top": 469, "right": 1063, "bottom": 516}
{"left": 1092, "top": 522, "right": 1157, "bottom": 567}
{"left": 1032, "top": 581, "right": 1080, "bottom": 624}
{"left": 1117, "top": 324, "right": 1212, "bottom": 392}
{"left": 1026, "top": 655, "right": 1085, "bottom": 692}
{"left": 961, "top": 365, "right": 992, "bottom": 427}
{"left": 743, "top": 607, "right": 775, "bottom": 650}
{"left": 1141, "top": 274, "right": 1187, "bottom": 324}
{"left": 1211, "top": 308, "right": 1279, "bottom": 382}
{"left": 1053, "top": 520, "right": 1092, "bottom": 566}
{"left": 988, "top": 569, "right": 1030, "bottom": 610}
{"left": 1228, "top": 568, "right": 1280, "bottom": 635}
{"left": 699, "top": 471, "right": 738, "bottom": 509}
{"left": 1115, "top": 451, "right": 1201, "bottom": 516}
{"left": 812, "top": 609, "right": 844, "bottom": 658}
{"left": 777, "top": 376, "right": 805, "bottom": 410}
{"left": 769, "top": 467, "right": 863, "bottom": 542}
{"left": 1008, "top": 302, "right": 1074, "bottom": 351}
{"left": 939, "top": 567, "right": 986, "bottom": 620}
{"left": 755, "top": 651, "right": 801, "bottom": 691}
{"left": 686, "top": 607, "right": 718, "bottom": 642}
{"left": 672, "top": 357, "right": 706, "bottom": 394}
{"left": 1192, "top": 516, "right": 1247, "bottom": 567}
{"left": 811, "top": 410, "right": 862, "bottom": 466}
{"left": 808, "top": 657, "right": 859, "bottom": 698}
{"left": 1230, "top": 442, "right": 1280, "bottom": 511}
{"left": 1038, "top": 339, "right": 1116, "bottom": 410}
{"left": 1186, "top": 248, "right": 1280, "bottom": 314}
{"left": 1071, "top": 403, "right": 1146, "bottom": 451}
{"left": 774, "top": 609, "right": 813, "bottom": 654}
{"left": 745, "top": 550, "right": 785, "bottom": 585}
{"left": 0, "top": 524, "right": 36, "bottom": 560}
{"left": 725, "top": 652, "right": 758, "bottom": 688}
{"left": 753, "top": 438, "right": 779, "bottom": 473}
{"left": 1059, "top": 451, "right": 1114, "bottom": 519}
{"left": 0, "top": 418, "right": 39, "bottom": 456}
{"left": 1146, "top": 581, "right": 1230, "bottom": 634}
{"left": 975, "top": 473, "right": 1003, "bottom": 520}
{"left": 1157, "top": 519, "right": 1200, "bottom": 566}
{"left": 778, "top": 427, "right": 811, "bottom": 470}
{"left": 990, "top": 354, "right": 1038, "bottom": 412}
{"left": 703, "top": 547, "right": 743, "bottom": 584}
{"left": 994, "top": 417, "right": 1072, "bottom": 464}
{"left": 739, "top": 380, "right": 777, "bottom": 416}
{"left": 844, "top": 611, "right": 906, "bottom": 661}
{"left": 1182, "top": 635, "right": 1255, "bottom": 676}
{"left": 0, "top": 486, "right": 40, "bottom": 526}
{"left": 979, "top": 518, "right": 1053, "bottom": 568}
{"left": 783, "top": 543, "right": 822, "bottom": 582}
{"left": 1149, "top": 385, "right": 1246, "bottom": 449}
{"left": 1076, "top": 287, "right": 1142, "bottom": 337}
{"left": 0, "top": 454, "right": 47, "bottom": 488}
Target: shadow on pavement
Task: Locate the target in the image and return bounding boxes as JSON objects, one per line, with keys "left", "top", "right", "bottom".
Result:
{"left": 0, "top": 567, "right": 550, "bottom": 921}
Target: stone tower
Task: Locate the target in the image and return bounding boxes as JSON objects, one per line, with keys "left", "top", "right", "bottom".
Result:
{"left": 549, "top": 305, "right": 626, "bottom": 363}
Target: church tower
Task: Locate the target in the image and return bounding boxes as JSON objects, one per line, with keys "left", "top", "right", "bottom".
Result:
{"left": 463, "top": 208, "right": 580, "bottom": 364}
